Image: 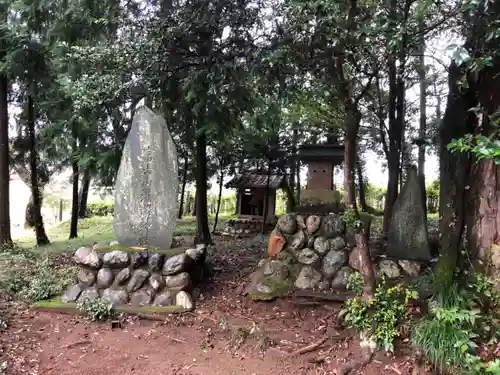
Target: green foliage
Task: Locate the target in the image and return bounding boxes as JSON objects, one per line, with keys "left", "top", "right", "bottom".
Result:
{"left": 22, "top": 260, "right": 77, "bottom": 303}
{"left": 342, "top": 209, "right": 363, "bottom": 231}
{"left": 341, "top": 276, "right": 417, "bottom": 351}
{"left": 86, "top": 202, "right": 114, "bottom": 217}
{"left": 413, "top": 274, "right": 500, "bottom": 374}
{"left": 448, "top": 135, "right": 500, "bottom": 164}
{"left": 77, "top": 297, "right": 113, "bottom": 321}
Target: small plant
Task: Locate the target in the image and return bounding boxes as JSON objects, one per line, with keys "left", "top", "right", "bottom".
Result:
{"left": 77, "top": 297, "right": 113, "bottom": 321}
{"left": 342, "top": 209, "right": 362, "bottom": 231}
{"left": 346, "top": 271, "right": 364, "bottom": 295}
{"left": 341, "top": 275, "right": 416, "bottom": 351}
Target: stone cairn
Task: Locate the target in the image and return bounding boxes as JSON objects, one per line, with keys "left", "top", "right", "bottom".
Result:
{"left": 223, "top": 217, "right": 276, "bottom": 236}
{"left": 245, "top": 213, "right": 422, "bottom": 300}
{"left": 61, "top": 244, "right": 207, "bottom": 311}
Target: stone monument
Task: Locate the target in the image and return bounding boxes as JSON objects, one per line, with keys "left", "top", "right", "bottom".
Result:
{"left": 113, "top": 104, "right": 179, "bottom": 249}
{"left": 387, "top": 166, "right": 431, "bottom": 261}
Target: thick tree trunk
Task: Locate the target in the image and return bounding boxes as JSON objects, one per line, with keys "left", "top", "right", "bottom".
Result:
{"left": 27, "top": 92, "right": 49, "bottom": 246}
{"left": 383, "top": 54, "right": 401, "bottom": 234}
{"left": 435, "top": 63, "right": 475, "bottom": 286}
{"left": 69, "top": 138, "right": 79, "bottom": 239}
{"left": 178, "top": 157, "right": 188, "bottom": 219}
{"left": 356, "top": 159, "right": 368, "bottom": 212}
{"left": 344, "top": 111, "right": 376, "bottom": 299}
{"left": 296, "top": 159, "right": 301, "bottom": 203}
{"left": 0, "top": 74, "right": 12, "bottom": 247}
{"left": 261, "top": 161, "right": 271, "bottom": 233}
{"left": 418, "top": 19, "right": 427, "bottom": 221}
{"left": 194, "top": 130, "right": 211, "bottom": 245}
{"left": 78, "top": 166, "right": 91, "bottom": 218}
{"left": 212, "top": 168, "right": 224, "bottom": 233}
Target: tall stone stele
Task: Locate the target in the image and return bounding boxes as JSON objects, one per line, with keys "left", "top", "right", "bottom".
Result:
{"left": 387, "top": 166, "right": 431, "bottom": 261}
{"left": 113, "top": 103, "right": 179, "bottom": 249}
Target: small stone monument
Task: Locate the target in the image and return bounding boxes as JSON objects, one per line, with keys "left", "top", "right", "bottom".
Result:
{"left": 113, "top": 104, "right": 179, "bottom": 249}
{"left": 387, "top": 166, "right": 431, "bottom": 261}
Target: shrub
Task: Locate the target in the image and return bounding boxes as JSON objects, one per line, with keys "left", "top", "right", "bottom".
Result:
{"left": 77, "top": 297, "right": 113, "bottom": 321}
{"left": 340, "top": 275, "right": 417, "bottom": 351}
{"left": 86, "top": 202, "right": 114, "bottom": 217}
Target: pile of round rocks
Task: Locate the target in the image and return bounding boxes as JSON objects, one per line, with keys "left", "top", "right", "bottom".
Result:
{"left": 223, "top": 218, "right": 276, "bottom": 236}
{"left": 245, "top": 213, "right": 422, "bottom": 300}
{"left": 60, "top": 244, "right": 208, "bottom": 311}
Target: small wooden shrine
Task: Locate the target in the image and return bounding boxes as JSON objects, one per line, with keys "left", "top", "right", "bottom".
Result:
{"left": 225, "top": 172, "right": 288, "bottom": 218}
{"left": 297, "top": 141, "right": 344, "bottom": 211}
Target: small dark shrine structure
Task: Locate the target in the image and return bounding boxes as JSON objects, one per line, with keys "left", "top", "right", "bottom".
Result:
{"left": 297, "top": 142, "right": 344, "bottom": 213}
{"left": 226, "top": 172, "right": 288, "bottom": 218}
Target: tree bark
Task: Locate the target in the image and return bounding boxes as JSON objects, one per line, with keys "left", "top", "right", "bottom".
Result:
{"left": 418, "top": 17, "right": 427, "bottom": 221}
{"left": 78, "top": 166, "right": 91, "bottom": 218}
{"left": 435, "top": 62, "right": 475, "bottom": 286}
{"left": 261, "top": 159, "right": 272, "bottom": 233}
{"left": 26, "top": 91, "right": 49, "bottom": 246}
{"left": 191, "top": 191, "right": 197, "bottom": 216}
{"left": 0, "top": 73, "right": 12, "bottom": 247}
{"left": 178, "top": 157, "right": 188, "bottom": 219}
{"left": 69, "top": 130, "right": 79, "bottom": 239}
{"left": 212, "top": 167, "right": 224, "bottom": 233}
{"left": 194, "top": 130, "right": 211, "bottom": 245}
{"left": 356, "top": 158, "right": 368, "bottom": 212}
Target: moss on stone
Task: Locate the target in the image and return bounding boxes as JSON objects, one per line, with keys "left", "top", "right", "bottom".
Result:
{"left": 31, "top": 297, "right": 189, "bottom": 314}
{"left": 93, "top": 244, "right": 182, "bottom": 256}
{"left": 248, "top": 276, "right": 292, "bottom": 301}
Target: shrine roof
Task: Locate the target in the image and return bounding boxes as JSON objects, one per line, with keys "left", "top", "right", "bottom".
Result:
{"left": 225, "top": 173, "right": 287, "bottom": 189}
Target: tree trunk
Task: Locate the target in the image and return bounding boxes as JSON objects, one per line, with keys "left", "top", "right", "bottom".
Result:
{"left": 212, "top": 168, "right": 224, "bottom": 233}
{"left": 191, "top": 191, "right": 197, "bottom": 216}
{"left": 261, "top": 160, "right": 271, "bottom": 233}
{"left": 0, "top": 73, "right": 12, "bottom": 247}
{"left": 69, "top": 133, "right": 79, "bottom": 239}
{"left": 178, "top": 157, "right": 188, "bottom": 219}
{"left": 296, "top": 159, "right": 301, "bottom": 203}
{"left": 26, "top": 92, "right": 49, "bottom": 246}
{"left": 383, "top": 53, "right": 401, "bottom": 234}
{"left": 288, "top": 126, "right": 298, "bottom": 211}
{"left": 435, "top": 62, "right": 475, "bottom": 286}
{"left": 356, "top": 158, "right": 368, "bottom": 212}
{"left": 344, "top": 110, "right": 376, "bottom": 299}
{"left": 194, "top": 130, "right": 211, "bottom": 245}
{"left": 418, "top": 18, "right": 427, "bottom": 221}
{"left": 78, "top": 166, "right": 91, "bottom": 218}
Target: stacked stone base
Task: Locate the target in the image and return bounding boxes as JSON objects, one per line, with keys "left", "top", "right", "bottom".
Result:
{"left": 61, "top": 244, "right": 208, "bottom": 311}
{"left": 245, "top": 213, "right": 422, "bottom": 300}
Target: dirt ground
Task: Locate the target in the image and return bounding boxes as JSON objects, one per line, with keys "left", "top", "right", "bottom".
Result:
{"left": 1, "top": 235, "right": 429, "bottom": 375}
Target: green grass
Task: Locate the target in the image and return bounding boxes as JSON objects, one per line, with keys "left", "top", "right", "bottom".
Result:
{"left": 14, "top": 213, "right": 235, "bottom": 255}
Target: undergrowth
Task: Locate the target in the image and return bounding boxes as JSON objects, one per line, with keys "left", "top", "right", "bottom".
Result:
{"left": 77, "top": 297, "right": 114, "bottom": 321}
{"left": 340, "top": 273, "right": 417, "bottom": 352}
{"left": 413, "top": 276, "right": 500, "bottom": 374}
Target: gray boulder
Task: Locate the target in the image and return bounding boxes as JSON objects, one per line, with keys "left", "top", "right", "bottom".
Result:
{"left": 297, "top": 248, "right": 320, "bottom": 266}
{"left": 77, "top": 269, "right": 96, "bottom": 286}
{"left": 130, "top": 252, "right": 148, "bottom": 268}
{"left": 313, "top": 236, "right": 330, "bottom": 254}
{"left": 330, "top": 237, "right": 346, "bottom": 251}
{"left": 103, "top": 251, "right": 130, "bottom": 268}
{"left": 153, "top": 290, "right": 175, "bottom": 306}
{"left": 398, "top": 260, "right": 421, "bottom": 277}
{"left": 113, "top": 268, "right": 131, "bottom": 286}
{"left": 185, "top": 245, "right": 206, "bottom": 263}
{"left": 306, "top": 215, "right": 321, "bottom": 234}
{"left": 148, "top": 253, "right": 165, "bottom": 272}
{"left": 321, "top": 215, "right": 345, "bottom": 238}
{"left": 322, "top": 250, "right": 347, "bottom": 279}
{"left": 277, "top": 214, "right": 297, "bottom": 235}
{"left": 130, "top": 289, "right": 154, "bottom": 306}
{"left": 331, "top": 266, "right": 352, "bottom": 290}
{"left": 295, "top": 266, "right": 322, "bottom": 289}
{"left": 73, "top": 247, "right": 100, "bottom": 268}
{"left": 148, "top": 273, "right": 165, "bottom": 291}
{"left": 61, "top": 284, "right": 83, "bottom": 303}
{"left": 96, "top": 268, "right": 114, "bottom": 289}
{"left": 126, "top": 269, "right": 150, "bottom": 292}
{"left": 164, "top": 272, "right": 191, "bottom": 292}
{"left": 162, "top": 254, "right": 192, "bottom": 275}
{"left": 379, "top": 259, "right": 401, "bottom": 279}
{"left": 101, "top": 288, "right": 129, "bottom": 306}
